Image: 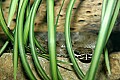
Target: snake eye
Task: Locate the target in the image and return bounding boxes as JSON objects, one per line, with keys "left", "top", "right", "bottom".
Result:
{"left": 74, "top": 50, "right": 82, "bottom": 58}
{"left": 74, "top": 50, "right": 80, "bottom": 55}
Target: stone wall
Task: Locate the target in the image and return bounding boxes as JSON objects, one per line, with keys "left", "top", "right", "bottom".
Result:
{"left": 0, "top": 0, "right": 102, "bottom": 34}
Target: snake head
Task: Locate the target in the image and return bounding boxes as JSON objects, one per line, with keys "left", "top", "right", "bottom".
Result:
{"left": 74, "top": 47, "right": 93, "bottom": 63}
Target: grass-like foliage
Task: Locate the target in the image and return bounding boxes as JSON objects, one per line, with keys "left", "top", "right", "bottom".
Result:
{"left": 0, "top": 0, "right": 120, "bottom": 80}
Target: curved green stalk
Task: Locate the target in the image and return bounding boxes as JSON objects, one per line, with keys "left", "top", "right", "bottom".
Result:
{"left": 47, "top": 0, "right": 60, "bottom": 80}
{"left": 13, "top": 26, "right": 18, "bottom": 80}
{"left": 38, "top": 53, "right": 73, "bottom": 65}
{"left": 23, "top": 4, "right": 33, "bottom": 45}
{"left": 101, "top": 0, "right": 110, "bottom": 76}
{"left": 0, "top": 1, "right": 14, "bottom": 42}
{"left": 101, "top": 0, "right": 108, "bottom": 22}
{"left": 17, "top": 0, "right": 36, "bottom": 79}
{"left": 85, "top": 0, "right": 117, "bottom": 80}
{"left": 64, "top": 0, "right": 84, "bottom": 79}
{"left": 7, "top": 0, "right": 18, "bottom": 27}
{"left": 29, "top": 0, "right": 50, "bottom": 80}
{"left": 55, "top": 0, "right": 65, "bottom": 27}
{"left": 26, "top": 1, "right": 30, "bottom": 19}
{"left": 104, "top": 0, "right": 120, "bottom": 75}
{"left": 13, "top": 0, "right": 24, "bottom": 79}
{"left": 34, "top": 38, "right": 47, "bottom": 53}
{"left": 35, "top": 0, "right": 65, "bottom": 55}
{"left": 0, "top": 40, "right": 9, "bottom": 56}
{"left": 104, "top": 48, "right": 111, "bottom": 75}
{"left": 106, "top": 0, "right": 120, "bottom": 41}
{"left": 23, "top": 2, "right": 46, "bottom": 53}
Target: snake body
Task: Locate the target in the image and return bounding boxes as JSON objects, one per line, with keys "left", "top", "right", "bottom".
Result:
{"left": 35, "top": 32, "right": 97, "bottom": 63}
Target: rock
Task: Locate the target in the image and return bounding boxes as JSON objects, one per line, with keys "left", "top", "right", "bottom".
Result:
{"left": 0, "top": 53, "right": 105, "bottom": 80}
{"left": 0, "top": 53, "right": 84, "bottom": 80}
{"left": 0, "top": 53, "right": 14, "bottom": 80}
{"left": 0, "top": 31, "right": 113, "bottom": 80}
{"left": 0, "top": 0, "right": 102, "bottom": 33}
{"left": 0, "top": 53, "right": 50, "bottom": 80}
{"left": 108, "top": 52, "right": 120, "bottom": 80}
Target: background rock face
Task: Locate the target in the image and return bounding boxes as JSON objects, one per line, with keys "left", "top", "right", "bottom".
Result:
{"left": 0, "top": 0, "right": 102, "bottom": 33}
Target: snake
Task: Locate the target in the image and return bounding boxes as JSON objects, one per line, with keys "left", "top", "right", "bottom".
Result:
{"left": 35, "top": 32, "right": 97, "bottom": 63}
{"left": 55, "top": 32, "right": 97, "bottom": 63}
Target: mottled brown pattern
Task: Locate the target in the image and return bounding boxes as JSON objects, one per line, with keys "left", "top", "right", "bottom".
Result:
{"left": 0, "top": 0, "right": 102, "bottom": 34}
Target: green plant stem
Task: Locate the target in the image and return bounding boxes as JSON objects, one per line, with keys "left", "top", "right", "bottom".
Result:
{"left": 7, "top": 0, "right": 18, "bottom": 27}
{"left": 37, "top": 53, "right": 73, "bottom": 65}
{"left": 47, "top": 0, "right": 60, "bottom": 80}
{"left": 55, "top": 0, "right": 65, "bottom": 27}
{"left": 101, "top": 0, "right": 110, "bottom": 75}
{"left": 0, "top": 40, "right": 9, "bottom": 56}
{"left": 84, "top": 0, "right": 117, "bottom": 80}
{"left": 23, "top": 4, "right": 33, "bottom": 45}
{"left": 26, "top": 1, "right": 30, "bottom": 19}
{"left": 13, "top": 25, "right": 18, "bottom": 80}
{"left": 104, "top": 0, "right": 120, "bottom": 75}
{"left": 35, "top": 0, "right": 65, "bottom": 54}
{"left": 17, "top": 0, "right": 36, "bottom": 79}
{"left": 65, "top": 0, "right": 84, "bottom": 79}
{"left": 29, "top": 0, "right": 50, "bottom": 80}
{"left": 0, "top": 1, "right": 14, "bottom": 42}
{"left": 101, "top": 0, "right": 108, "bottom": 22}
{"left": 34, "top": 38, "right": 47, "bottom": 53}
{"left": 23, "top": 2, "right": 47, "bottom": 53}
{"left": 104, "top": 48, "right": 111, "bottom": 75}
{"left": 13, "top": 0, "right": 24, "bottom": 79}
{"left": 106, "top": 0, "right": 120, "bottom": 41}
